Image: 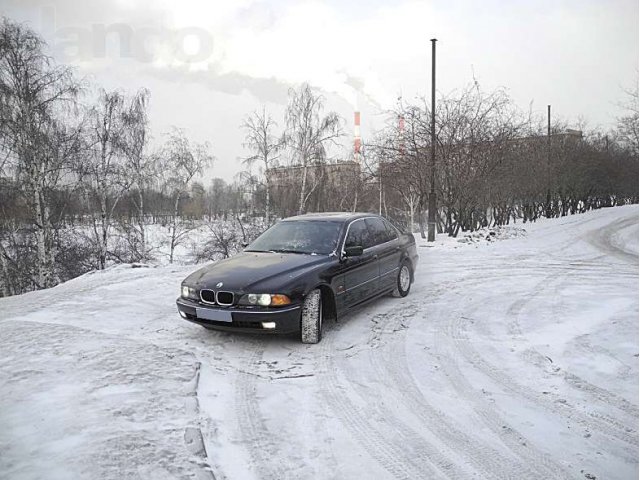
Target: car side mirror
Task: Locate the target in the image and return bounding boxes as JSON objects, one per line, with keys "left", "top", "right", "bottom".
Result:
{"left": 344, "top": 245, "right": 364, "bottom": 257}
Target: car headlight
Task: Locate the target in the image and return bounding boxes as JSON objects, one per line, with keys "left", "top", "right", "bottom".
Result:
{"left": 249, "top": 293, "right": 271, "bottom": 306}
{"left": 239, "top": 294, "right": 291, "bottom": 307}
{"left": 181, "top": 285, "right": 198, "bottom": 300}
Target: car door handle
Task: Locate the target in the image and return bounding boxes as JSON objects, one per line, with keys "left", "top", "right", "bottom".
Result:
{"left": 373, "top": 254, "right": 378, "bottom": 259}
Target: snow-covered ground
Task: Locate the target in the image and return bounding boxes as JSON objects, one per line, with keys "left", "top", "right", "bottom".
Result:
{"left": 0, "top": 206, "right": 637, "bottom": 480}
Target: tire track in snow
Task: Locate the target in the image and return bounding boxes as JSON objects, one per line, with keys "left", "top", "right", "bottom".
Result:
{"left": 233, "top": 341, "right": 296, "bottom": 480}
{"left": 340, "top": 317, "right": 477, "bottom": 479}
{"left": 318, "top": 320, "right": 446, "bottom": 480}
{"left": 506, "top": 274, "right": 639, "bottom": 421}
{"left": 440, "top": 214, "right": 638, "bottom": 450}
{"left": 436, "top": 214, "right": 638, "bottom": 468}
{"left": 436, "top": 327, "right": 574, "bottom": 480}
{"left": 585, "top": 216, "right": 639, "bottom": 264}
{"left": 562, "top": 370, "right": 638, "bottom": 419}
{"left": 183, "top": 361, "right": 217, "bottom": 480}
{"left": 450, "top": 314, "right": 638, "bottom": 447}
{"left": 431, "top": 250, "right": 636, "bottom": 282}
{"left": 364, "top": 296, "right": 572, "bottom": 480}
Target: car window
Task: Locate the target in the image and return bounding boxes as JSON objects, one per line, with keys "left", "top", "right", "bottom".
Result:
{"left": 345, "top": 219, "right": 374, "bottom": 249}
{"left": 382, "top": 218, "right": 399, "bottom": 240}
{"left": 365, "top": 217, "right": 393, "bottom": 246}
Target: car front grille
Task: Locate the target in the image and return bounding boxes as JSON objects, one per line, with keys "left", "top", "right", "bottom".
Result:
{"left": 216, "top": 291, "right": 234, "bottom": 306}
{"left": 200, "top": 289, "right": 216, "bottom": 304}
{"left": 199, "top": 289, "right": 235, "bottom": 306}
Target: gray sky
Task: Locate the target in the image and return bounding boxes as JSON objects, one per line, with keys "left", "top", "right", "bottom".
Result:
{"left": 2, "top": 0, "right": 638, "bottom": 182}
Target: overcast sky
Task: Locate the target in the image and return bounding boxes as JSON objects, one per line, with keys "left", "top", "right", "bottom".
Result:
{"left": 2, "top": 0, "right": 638, "bottom": 182}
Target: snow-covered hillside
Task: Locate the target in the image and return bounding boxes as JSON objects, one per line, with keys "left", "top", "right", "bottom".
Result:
{"left": 1, "top": 206, "right": 638, "bottom": 480}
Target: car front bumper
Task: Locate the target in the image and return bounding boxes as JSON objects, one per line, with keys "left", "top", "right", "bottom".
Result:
{"left": 176, "top": 298, "right": 302, "bottom": 334}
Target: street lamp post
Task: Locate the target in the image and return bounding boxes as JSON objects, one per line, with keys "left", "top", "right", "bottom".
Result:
{"left": 546, "top": 104, "right": 551, "bottom": 218}
{"left": 427, "top": 38, "right": 437, "bottom": 242}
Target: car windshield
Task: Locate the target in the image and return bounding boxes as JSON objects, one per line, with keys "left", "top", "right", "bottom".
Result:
{"left": 246, "top": 220, "right": 342, "bottom": 255}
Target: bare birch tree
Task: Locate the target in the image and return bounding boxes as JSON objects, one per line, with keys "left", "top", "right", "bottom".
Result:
{"left": 121, "top": 88, "right": 154, "bottom": 261}
{"left": 78, "top": 89, "right": 133, "bottom": 270}
{"left": 241, "top": 107, "right": 281, "bottom": 224}
{"left": 283, "top": 84, "right": 342, "bottom": 214}
{"left": 0, "top": 17, "right": 80, "bottom": 287}
{"left": 160, "top": 128, "right": 212, "bottom": 264}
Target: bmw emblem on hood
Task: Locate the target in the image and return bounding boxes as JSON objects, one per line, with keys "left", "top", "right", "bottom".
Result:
{"left": 216, "top": 282, "right": 224, "bottom": 288}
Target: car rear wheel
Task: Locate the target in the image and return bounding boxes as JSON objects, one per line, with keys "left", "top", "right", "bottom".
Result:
{"left": 392, "top": 262, "right": 412, "bottom": 298}
{"left": 301, "top": 289, "right": 322, "bottom": 344}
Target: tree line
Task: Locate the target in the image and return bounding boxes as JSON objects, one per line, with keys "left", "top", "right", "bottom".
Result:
{"left": 1, "top": 16, "right": 637, "bottom": 297}
{"left": 368, "top": 85, "right": 638, "bottom": 237}
{"left": 0, "top": 18, "right": 218, "bottom": 295}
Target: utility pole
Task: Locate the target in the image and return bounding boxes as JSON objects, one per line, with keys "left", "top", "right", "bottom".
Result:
{"left": 427, "top": 38, "right": 437, "bottom": 242}
{"left": 546, "top": 104, "right": 551, "bottom": 218}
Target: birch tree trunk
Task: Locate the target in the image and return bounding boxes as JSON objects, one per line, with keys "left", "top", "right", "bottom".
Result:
{"left": 169, "top": 193, "right": 181, "bottom": 264}
{"left": 418, "top": 195, "right": 426, "bottom": 239}
{"left": 265, "top": 175, "right": 271, "bottom": 225}
{"left": 409, "top": 197, "right": 416, "bottom": 233}
{"left": 0, "top": 242, "right": 12, "bottom": 297}
{"left": 33, "top": 184, "right": 52, "bottom": 288}
{"left": 298, "top": 163, "right": 308, "bottom": 215}
{"left": 138, "top": 188, "right": 146, "bottom": 261}
{"left": 99, "top": 191, "right": 108, "bottom": 270}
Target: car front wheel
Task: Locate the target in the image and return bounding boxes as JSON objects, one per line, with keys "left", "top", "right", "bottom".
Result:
{"left": 301, "top": 289, "right": 322, "bottom": 344}
{"left": 392, "top": 262, "right": 412, "bottom": 297}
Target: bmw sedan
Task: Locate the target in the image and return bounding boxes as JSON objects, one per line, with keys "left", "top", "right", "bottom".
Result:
{"left": 176, "top": 212, "right": 418, "bottom": 343}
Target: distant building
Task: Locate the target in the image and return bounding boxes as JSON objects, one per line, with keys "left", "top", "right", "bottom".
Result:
{"left": 266, "top": 160, "right": 360, "bottom": 189}
{"left": 266, "top": 161, "right": 362, "bottom": 214}
{"left": 509, "top": 129, "right": 583, "bottom": 148}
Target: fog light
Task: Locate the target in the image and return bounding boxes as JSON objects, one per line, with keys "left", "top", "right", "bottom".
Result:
{"left": 262, "top": 322, "right": 276, "bottom": 329}
{"left": 179, "top": 311, "right": 187, "bottom": 319}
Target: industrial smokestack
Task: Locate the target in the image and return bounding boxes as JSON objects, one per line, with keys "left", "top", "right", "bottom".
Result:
{"left": 398, "top": 115, "right": 405, "bottom": 156}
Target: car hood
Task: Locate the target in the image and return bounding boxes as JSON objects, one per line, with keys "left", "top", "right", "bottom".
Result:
{"left": 183, "top": 251, "right": 331, "bottom": 293}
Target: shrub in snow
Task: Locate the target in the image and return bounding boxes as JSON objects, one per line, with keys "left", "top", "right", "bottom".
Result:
{"left": 456, "top": 226, "right": 527, "bottom": 244}
{"left": 190, "top": 217, "right": 267, "bottom": 264}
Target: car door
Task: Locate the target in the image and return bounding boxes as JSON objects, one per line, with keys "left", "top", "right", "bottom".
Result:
{"left": 341, "top": 219, "right": 379, "bottom": 308}
{"left": 365, "top": 217, "right": 402, "bottom": 292}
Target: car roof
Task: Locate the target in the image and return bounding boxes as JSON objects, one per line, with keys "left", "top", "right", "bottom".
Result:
{"left": 282, "top": 212, "right": 379, "bottom": 223}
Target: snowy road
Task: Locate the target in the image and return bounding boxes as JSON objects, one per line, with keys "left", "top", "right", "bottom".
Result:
{"left": 0, "top": 206, "right": 637, "bottom": 480}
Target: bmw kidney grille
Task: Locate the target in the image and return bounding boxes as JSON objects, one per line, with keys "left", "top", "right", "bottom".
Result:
{"left": 216, "top": 291, "right": 234, "bottom": 306}
{"left": 199, "top": 289, "right": 234, "bottom": 306}
{"left": 200, "top": 289, "right": 216, "bottom": 304}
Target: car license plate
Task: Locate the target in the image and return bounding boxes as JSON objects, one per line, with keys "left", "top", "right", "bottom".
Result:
{"left": 196, "top": 308, "right": 232, "bottom": 323}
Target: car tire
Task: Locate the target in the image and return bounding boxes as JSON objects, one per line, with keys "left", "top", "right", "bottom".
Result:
{"left": 301, "top": 289, "right": 322, "bottom": 344}
{"left": 392, "top": 261, "right": 412, "bottom": 298}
